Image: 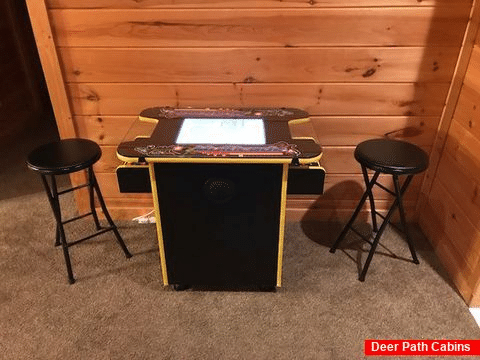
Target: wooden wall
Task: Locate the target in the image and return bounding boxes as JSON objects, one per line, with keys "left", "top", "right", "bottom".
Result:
{"left": 419, "top": 7, "right": 480, "bottom": 306}
{"left": 27, "top": 0, "right": 473, "bottom": 221}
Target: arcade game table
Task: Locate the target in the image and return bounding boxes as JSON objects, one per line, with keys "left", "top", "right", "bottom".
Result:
{"left": 117, "top": 107, "right": 324, "bottom": 290}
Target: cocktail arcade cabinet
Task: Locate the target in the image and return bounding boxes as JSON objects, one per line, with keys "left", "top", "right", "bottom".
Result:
{"left": 117, "top": 107, "right": 324, "bottom": 290}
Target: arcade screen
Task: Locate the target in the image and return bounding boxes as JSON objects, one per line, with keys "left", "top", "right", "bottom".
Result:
{"left": 176, "top": 118, "right": 266, "bottom": 145}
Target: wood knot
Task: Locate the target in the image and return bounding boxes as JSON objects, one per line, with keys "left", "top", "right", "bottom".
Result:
{"left": 473, "top": 186, "right": 479, "bottom": 202}
{"left": 86, "top": 94, "right": 100, "bottom": 102}
{"left": 362, "top": 68, "right": 376, "bottom": 78}
{"left": 345, "top": 67, "right": 359, "bottom": 73}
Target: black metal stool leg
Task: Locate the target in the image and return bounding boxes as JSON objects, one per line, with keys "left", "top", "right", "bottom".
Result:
{"left": 393, "top": 175, "right": 419, "bottom": 264}
{"left": 87, "top": 167, "right": 102, "bottom": 230}
{"left": 55, "top": 224, "right": 61, "bottom": 247}
{"left": 90, "top": 170, "right": 132, "bottom": 258}
{"left": 330, "top": 171, "right": 381, "bottom": 252}
{"left": 358, "top": 194, "right": 401, "bottom": 282}
{"left": 49, "top": 175, "right": 76, "bottom": 284}
{"left": 362, "top": 167, "right": 378, "bottom": 233}
{"left": 358, "top": 174, "right": 417, "bottom": 281}
{"left": 40, "top": 175, "right": 62, "bottom": 247}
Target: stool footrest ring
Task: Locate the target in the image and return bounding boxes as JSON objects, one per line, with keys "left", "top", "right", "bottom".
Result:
{"left": 62, "top": 212, "right": 94, "bottom": 225}
{"left": 373, "top": 182, "right": 396, "bottom": 197}
{"left": 57, "top": 183, "right": 90, "bottom": 195}
{"left": 66, "top": 227, "right": 116, "bottom": 247}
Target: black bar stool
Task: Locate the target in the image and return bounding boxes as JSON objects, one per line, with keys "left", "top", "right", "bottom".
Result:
{"left": 329, "top": 138, "right": 428, "bottom": 281}
{"left": 27, "top": 138, "right": 132, "bottom": 284}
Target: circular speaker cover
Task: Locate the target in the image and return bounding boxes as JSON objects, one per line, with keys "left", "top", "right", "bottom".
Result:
{"left": 203, "top": 177, "right": 236, "bottom": 204}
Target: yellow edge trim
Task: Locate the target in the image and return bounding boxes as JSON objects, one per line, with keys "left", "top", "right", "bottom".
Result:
{"left": 141, "top": 115, "right": 310, "bottom": 125}
{"left": 139, "top": 115, "right": 159, "bottom": 123}
{"left": 288, "top": 117, "right": 320, "bottom": 145}
{"left": 288, "top": 117, "right": 310, "bottom": 125}
{"left": 307, "top": 164, "right": 326, "bottom": 172}
{"left": 116, "top": 164, "right": 148, "bottom": 169}
{"left": 149, "top": 163, "right": 169, "bottom": 286}
{"left": 277, "top": 163, "right": 289, "bottom": 288}
{"left": 117, "top": 151, "right": 137, "bottom": 163}
{"left": 298, "top": 152, "right": 322, "bottom": 165}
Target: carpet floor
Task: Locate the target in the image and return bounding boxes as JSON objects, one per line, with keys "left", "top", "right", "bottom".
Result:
{"left": 1, "top": 119, "right": 479, "bottom": 360}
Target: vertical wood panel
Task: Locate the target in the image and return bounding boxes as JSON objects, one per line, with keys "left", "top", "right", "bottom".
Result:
{"left": 417, "top": 2, "right": 480, "bottom": 217}
{"left": 418, "top": 0, "right": 480, "bottom": 305}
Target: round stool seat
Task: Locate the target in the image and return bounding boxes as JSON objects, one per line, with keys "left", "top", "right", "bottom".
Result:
{"left": 27, "top": 138, "right": 101, "bottom": 175}
{"left": 354, "top": 139, "right": 428, "bottom": 175}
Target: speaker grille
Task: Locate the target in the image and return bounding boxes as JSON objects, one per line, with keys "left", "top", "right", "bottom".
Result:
{"left": 203, "top": 177, "right": 236, "bottom": 204}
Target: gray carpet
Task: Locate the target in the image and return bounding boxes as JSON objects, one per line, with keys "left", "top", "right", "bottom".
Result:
{"left": 1, "top": 120, "right": 479, "bottom": 359}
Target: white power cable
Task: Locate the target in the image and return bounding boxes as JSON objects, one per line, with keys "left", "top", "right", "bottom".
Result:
{"left": 132, "top": 209, "right": 156, "bottom": 223}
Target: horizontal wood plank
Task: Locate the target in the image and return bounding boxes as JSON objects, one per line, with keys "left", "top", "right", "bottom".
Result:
{"left": 313, "top": 116, "right": 438, "bottom": 146}
{"left": 96, "top": 171, "right": 421, "bottom": 201}
{"left": 67, "top": 83, "right": 450, "bottom": 117}
{"left": 59, "top": 47, "right": 460, "bottom": 83}
{"left": 102, "top": 198, "right": 416, "bottom": 212}
{"left": 74, "top": 114, "right": 439, "bottom": 146}
{"left": 45, "top": 0, "right": 473, "bottom": 9}
{"left": 320, "top": 145, "right": 431, "bottom": 174}
{"left": 49, "top": 8, "right": 469, "bottom": 48}
{"left": 98, "top": 206, "right": 155, "bottom": 220}
{"left": 74, "top": 115, "right": 136, "bottom": 145}
{"left": 102, "top": 199, "right": 416, "bottom": 221}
